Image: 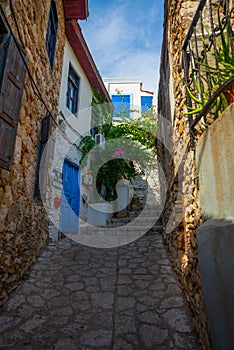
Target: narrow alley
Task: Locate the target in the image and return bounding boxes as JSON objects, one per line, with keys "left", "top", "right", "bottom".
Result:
{"left": 0, "top": 0, "right": 234, "bottom": 349}
{"left": 0, "top": 228, "right": 198, "bottom": 350}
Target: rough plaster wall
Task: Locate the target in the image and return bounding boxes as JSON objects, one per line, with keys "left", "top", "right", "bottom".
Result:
{"left": 197, "top": 218, "right": 234, "bottom": 350}
{"left": 0, "top": 0, "right": 65, "bottom": 305}
{"left": 196, "top": 104, "right": 234, "bottom": 218}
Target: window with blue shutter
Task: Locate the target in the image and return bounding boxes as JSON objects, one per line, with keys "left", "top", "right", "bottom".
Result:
{"left": 66, "top": 65, "right": 80, "bottom": 114}
{"left": 141, "top": 96, "right": 153, "bottom": 113}
{"left": 112, "top": 94, "right": 131, "bottom": 119}
{"left": 46, "top": 0, "right": 58, "bottom": 68}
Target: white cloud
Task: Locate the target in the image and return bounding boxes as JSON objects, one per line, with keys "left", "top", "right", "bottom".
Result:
{"left": 80, "top": 0, "right": 163, "bottom": 96}
{"left": 103, "top": 51, "right": 160, "bottom": 93}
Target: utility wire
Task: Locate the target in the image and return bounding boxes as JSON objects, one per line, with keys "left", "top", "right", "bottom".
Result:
{"left": 9, "top": 0, "right": 24, "bottom": 48}
{"left": 0, "top": 3, "right": 55, "bottom": 121}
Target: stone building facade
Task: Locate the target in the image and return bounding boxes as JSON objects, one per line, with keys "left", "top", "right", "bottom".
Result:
{"left": 0, "top": 0, "right": 90, "bottom": 305}
{"left": 156, "top": 0, "right": 230, "bottom": 348}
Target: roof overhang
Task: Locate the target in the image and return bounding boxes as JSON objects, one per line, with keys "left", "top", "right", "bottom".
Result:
{"left": 63, "top": 0, "right": 89, "bottom": 20}
{"left": 65, "top": 20, "right": 111, "bottom": 103}
{"left": 140, "top": 83, "right": 154, "bottom": 95}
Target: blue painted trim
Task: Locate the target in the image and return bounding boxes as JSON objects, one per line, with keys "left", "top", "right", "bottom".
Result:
{"left": 64, "top": 157, "right": 80, "bottom": 170}
{"left": 111, "top": 93, "right": 133, "bottom": 119}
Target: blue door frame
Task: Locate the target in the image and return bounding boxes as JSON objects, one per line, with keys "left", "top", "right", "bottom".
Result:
{"left": 61, "top": 159, "right": 80, "bottom": 234}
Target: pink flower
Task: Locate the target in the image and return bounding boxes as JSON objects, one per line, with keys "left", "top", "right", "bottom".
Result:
{"left": 112, "top": 148, "right": 125, "bottom": 157}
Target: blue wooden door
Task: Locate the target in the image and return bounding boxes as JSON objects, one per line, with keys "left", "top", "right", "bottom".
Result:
{"left": 61, "top": 159, "right": 80, "bottom": 234}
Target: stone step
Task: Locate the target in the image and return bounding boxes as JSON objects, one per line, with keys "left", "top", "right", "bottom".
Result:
{"left": 131, "top": 209, "right": 161, "bottom": 214}
{"left": 107, "top": 217, "right": 130, "bottom": 224}
{"left": 131, "top": 205, "right": 144, "bottom": 210}
{"left": 105, "top": 223, "right": 129, "bottom": 228}
{"left": 78, "top": 225, "right": 163, "bottom": 236}
{"left": 132, "top": 215, "right": 161, "bottom": 220}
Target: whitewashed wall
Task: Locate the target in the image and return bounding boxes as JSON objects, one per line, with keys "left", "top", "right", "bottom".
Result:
{"left": 50, "top": 39, "right": 94, "bottom": 236}
{"left": 103, "top": 79, "right": 153, "bottom": 119}
{"left": 59, "top": 40, "right": 93, "bottom": 128}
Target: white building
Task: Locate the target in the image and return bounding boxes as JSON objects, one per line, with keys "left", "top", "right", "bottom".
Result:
{"left": 103, "top": 78, "right": 154, "bottom": 120}
{"left": 49, "top": 18, "right": 111, "bottom": 237}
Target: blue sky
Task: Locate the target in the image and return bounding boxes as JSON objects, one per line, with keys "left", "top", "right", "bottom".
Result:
{"left": 79, "top": 0, "right": 164, "bottom": 95}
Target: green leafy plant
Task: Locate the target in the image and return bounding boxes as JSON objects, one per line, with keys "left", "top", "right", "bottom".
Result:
{"left": 79, "top": 97, "right": 157, "bottom": 201}
{"left": 90, "top": 86, "right": 113, "bottom": 132}
{"left": 183, "top": 72, "right": 229, "bottom": 119}
{"left": 79, "top": 135, "right": 95, "bottom": 166}
{"left": 96, "top": 158, "right": 137, "bottom": 201}
{"left": 183, "top": 6, "right": 234, "bottom": 120}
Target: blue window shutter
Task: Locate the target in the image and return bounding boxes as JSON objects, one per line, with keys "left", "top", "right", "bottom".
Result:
{"left": 112, "top": 94, "right": 131, "bottom": 118}
{"left": 123, "top": 95, "right": 130, "bottom": 116}
{"left": 46, "top": 0, "right": 58, "bottom": 68}
{"left": 141, "top": 96, "right": 153, "bottom": 112}
{"left": 66, "top": 65, "right": 80, "bottom": 114}
{"left": 112, "top": 94, "right": 122, "bottom": 117}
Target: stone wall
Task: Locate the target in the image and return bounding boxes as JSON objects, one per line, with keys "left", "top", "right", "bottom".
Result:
{"left": 0, "top": 0, "right": 65, "bottom": 305}
{"left": 157, "top": 0, "right": 212, "bottom": 348}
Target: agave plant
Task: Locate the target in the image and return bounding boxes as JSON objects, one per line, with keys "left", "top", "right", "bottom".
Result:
{"left": 184, "top": 6, "right": 234, "bottom": 121}
{"left": 184, "top": 68, "right": 229, "bottom": 119}
{"left": 199, "top": 8, "right": 234, "bottom": 89}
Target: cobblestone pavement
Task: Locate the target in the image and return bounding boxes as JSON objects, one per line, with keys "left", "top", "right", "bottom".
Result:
{"left": 0, "top": 230, "right": 199, "bottom": 349}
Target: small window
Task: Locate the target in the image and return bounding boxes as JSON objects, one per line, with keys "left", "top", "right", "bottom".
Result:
{"left": 141, "top": 96, "right": 153, "bottom": 113}
{"left": 34, "top": 115, "right": 52, "bottom": 200}
{"left": 46, "top": 0, "right": 58, "bottom": 68}
{"left": 112, "top": 94, "right": 130, "bottom": 119}
{"left": 66, "top": 65, "right": 80, "bottom": 114}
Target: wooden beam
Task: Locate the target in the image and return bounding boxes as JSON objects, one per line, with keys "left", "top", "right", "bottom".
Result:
{"left": 63, "top": 0, "right": 89, "bottom": 20}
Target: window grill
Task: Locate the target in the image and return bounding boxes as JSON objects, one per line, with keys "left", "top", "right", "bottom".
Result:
{"left": 182, "top": 0, "right": 234, "bottom": 148}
